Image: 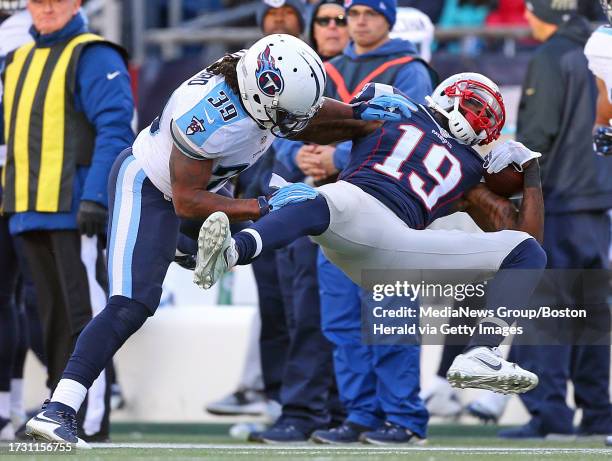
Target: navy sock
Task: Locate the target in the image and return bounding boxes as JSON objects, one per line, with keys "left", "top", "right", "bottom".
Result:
{"left": 469, "top": 238, "right": 547, "bottom": 349}
{"left": 62, "top": 296, "right": 151, "bottom": 389}
{"left": 234, "top": 195, "right": 330, "bottom": 265}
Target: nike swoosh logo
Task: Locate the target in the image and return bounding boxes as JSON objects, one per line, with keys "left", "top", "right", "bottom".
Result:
{"left": 33, "top": 414, "right": 61, "bottom": 426}
{"left": 475, "top": 356, "right": 502, "bottom": 371}
{"left": 107, "top": 71, "right": 120, "bottom": 80}
{"left": 203, "top": 107, "right": 215, "bottom": 125}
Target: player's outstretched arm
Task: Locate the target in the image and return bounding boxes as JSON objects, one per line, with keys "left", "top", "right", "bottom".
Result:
{"left": 292, "top": 98, "right": 380, "bottom": 144}
{"left": 169, "top": 145, "right": 262, "bottom": 222}
{"left": 461, "top": 161, "right": 544, "bottom": 243}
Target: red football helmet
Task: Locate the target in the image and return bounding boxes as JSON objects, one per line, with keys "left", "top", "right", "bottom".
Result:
{"left": 426, "top": 72, "right": 506, "bottom": 146}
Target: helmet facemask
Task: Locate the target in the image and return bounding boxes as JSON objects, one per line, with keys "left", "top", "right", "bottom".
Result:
{"left": 427, "top": 78, "right": 505, "bottom": 146}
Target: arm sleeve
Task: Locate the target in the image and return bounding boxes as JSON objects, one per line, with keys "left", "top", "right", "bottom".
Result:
{"left": 76, "top": 43, "right": 135, "bottom": 207}
{"left": 516, "top": 52, "right": 564, "bottom": 156}
{"left": 333, "top": 141, "right": 352, "bottom": 170}
{"left": 273, "top": 137, "right": 303, "bottom": 174}
{"left": 393, "top": 60, "right": 434, "bottom": 104}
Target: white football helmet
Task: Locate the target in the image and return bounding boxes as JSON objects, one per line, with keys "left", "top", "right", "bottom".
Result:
{"left": 426, "top": 72, "right": 505, "bottom": 146}
{"left": 391, "top": 7, "right": 435, "bottom": 62}
{"left": 237, "top": 34, "right": 326, "bottom": 137}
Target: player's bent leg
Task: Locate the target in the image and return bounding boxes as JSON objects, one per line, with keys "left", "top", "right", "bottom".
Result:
{"left": 194, "top": 195, "right": 331, "bottom": 289}
{"left": 25, "top": 296, "right": 151, "bottom": 448}
{"left": 447, "top": 239, "right": 547, "bottom": 394}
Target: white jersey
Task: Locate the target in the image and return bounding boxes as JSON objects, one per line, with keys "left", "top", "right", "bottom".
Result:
{"left": 0, "top": 10, "right": 33, "bottom": 166}
{"left": 585, "top": 25, "right": 612, "bottom": 103}
{"left": 132, "top": 71, "right": 274, "bottom": 198}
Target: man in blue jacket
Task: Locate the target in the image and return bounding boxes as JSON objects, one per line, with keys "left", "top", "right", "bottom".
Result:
{"left": 1, "top": 0, "right": 134, "bottom": 441}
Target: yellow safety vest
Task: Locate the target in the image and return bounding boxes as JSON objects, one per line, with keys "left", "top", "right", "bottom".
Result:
{"left": 1, "top": 33, "right": 123, "bottom": 213}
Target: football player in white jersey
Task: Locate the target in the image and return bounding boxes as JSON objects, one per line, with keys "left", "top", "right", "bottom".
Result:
{"left": 24, "top": 34, "right": 417, "bottom": 448}
{"left": 585, "top": 0, "right": 612, "bottom": 155}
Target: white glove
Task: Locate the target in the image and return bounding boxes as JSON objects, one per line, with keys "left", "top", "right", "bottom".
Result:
{"left": 484, "top": 140, "right": 542, "bottom": 174}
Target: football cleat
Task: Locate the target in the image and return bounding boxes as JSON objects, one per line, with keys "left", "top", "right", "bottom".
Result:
{"left": 447, "top": 347, "right": 538, "bottom": 394}
{"left": 193, "top": 212, "right": 236, "bottom": 290}
{"left": 466, "top": 391, "right": 510, "bottom": 424}
{"left": 206, "top": 390, "right": 268, "bottom": 416}
{"left": 25, "top": 400, "right": 90, "bottom": 448}
{"left": 420, "top": 375, "right": 463, "bottom": 419}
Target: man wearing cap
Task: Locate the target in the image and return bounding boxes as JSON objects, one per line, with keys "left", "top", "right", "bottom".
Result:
{"left": 499, "top": 0, "right": 612, "bottom": 439}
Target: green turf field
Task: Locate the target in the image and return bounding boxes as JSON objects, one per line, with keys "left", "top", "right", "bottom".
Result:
{"left": 1, "top": 423, "right": 610, "bottom": 461}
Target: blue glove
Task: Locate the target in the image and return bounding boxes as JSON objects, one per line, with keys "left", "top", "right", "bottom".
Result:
{"left": 593, "top": 125, "right": 612, "bottom": 156}
{"left": 352, "top": 94, "right": 418, "bottom": 121}
{"left": 268, "top": 183, "right": 319, "bottom": 211}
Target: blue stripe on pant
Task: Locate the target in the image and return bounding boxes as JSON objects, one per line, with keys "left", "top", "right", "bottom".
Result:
{"left": 107, "top": 149, "right": 180, "bottom": 312}
{"left": 318, "top": 251, "right": 428, "bottom": 437}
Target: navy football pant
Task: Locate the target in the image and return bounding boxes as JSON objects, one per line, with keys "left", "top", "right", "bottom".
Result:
{"left": 63, "top": 149, "right": 178, "bottom": 390}
{"left": 318, "top": 251, "right": 428, "bottom": 437}
{"left": 510, "top": 211, "right": 612, "bottom": 434}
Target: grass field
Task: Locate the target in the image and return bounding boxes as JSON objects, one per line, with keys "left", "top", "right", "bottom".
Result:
{"left": 1, "top": 423, "right": 610, "bottom": 461}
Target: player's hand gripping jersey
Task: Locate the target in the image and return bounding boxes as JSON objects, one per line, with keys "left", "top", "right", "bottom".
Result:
{"left": 341, "top": 85, "right": 485, "bottom": 229}
{"left": 132, "top": 58, "right": 274, "bottom": 198}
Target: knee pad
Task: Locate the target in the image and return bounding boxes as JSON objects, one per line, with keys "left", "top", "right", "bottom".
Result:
{"left": 501, "top": 238, "right": 547, "bottom": 270}
{"left": 105, "top": 296, "right": 151, "bottom": 339}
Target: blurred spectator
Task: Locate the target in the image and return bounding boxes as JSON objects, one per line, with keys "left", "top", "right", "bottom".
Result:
{"left": 308, "top": 0, "right": 349, "bottom": 60}
{"left": 257, "top": 0, "right": 305, "bottom": 36}
{"left": 500, "top": 0, "right": 612, "bottom": 439}
{"left": 486, "top": 0, "right": 527, "bottom": 26}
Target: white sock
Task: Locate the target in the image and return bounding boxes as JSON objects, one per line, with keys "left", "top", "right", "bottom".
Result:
{"left": 0, "top": 392, "right": 10, "bottom": 419}
{"left": 51, "top": 379, "right": 88, "bottom": 412}
{"left": 9, "top": 379, "right": 24, "bottom": 417}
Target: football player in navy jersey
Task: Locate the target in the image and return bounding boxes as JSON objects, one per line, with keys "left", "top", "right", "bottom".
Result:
{"left": 196, "top": 73, "right": 547, "bottom": 395}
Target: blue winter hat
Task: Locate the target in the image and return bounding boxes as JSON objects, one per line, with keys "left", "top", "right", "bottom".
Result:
{"left": 257, "top": 0, "right": 306, "bottom": 34}
{"left": 344, "top": 0, "right": 397, "bottom": 28}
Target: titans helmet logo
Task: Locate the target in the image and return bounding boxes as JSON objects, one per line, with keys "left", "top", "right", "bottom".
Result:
{"left": 255, "top": 46, "right": 284, "bottom": 97}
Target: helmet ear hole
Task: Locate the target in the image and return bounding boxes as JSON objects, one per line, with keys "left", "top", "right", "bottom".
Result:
{"left": 253, "top": 94, "right": 261, "bottom": 104}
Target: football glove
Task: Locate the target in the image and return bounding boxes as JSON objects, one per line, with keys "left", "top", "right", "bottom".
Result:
{"left": 352, "top": 94, "right": 417, "bottom": 122}
{"left": 593, "top": 125, "right": 612, "bottom": 156}
{"left": 484, "top": 140, "right": 541, "bottom": 174}
{"left": 268, "top": 183, "right": 319, "bottom": 211}
{"left": 77, "top": 200, "right": 108, "bottom": 237}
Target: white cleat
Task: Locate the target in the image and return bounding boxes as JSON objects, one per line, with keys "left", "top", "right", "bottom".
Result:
{"left": 194, "top": 211, "right": 235, "bottom": 290}
{"left": 420, "top": 375, "right": 463, "bottom": 419}
{"left": 447, "top": 347, "right": 538, "bottom": 395}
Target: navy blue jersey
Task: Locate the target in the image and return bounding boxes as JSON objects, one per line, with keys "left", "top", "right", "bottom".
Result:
{"left": 340, "top": 92, "right": 485, "bottom": 229}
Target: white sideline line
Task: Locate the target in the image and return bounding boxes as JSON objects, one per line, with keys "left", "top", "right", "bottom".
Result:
{"left": 88, "top": 443, "right": 611, "bottom": 454}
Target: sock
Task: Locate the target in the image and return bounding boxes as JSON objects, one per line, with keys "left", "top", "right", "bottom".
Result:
{"left": 50, "top": 379, "right": 87, "bottom": 413}
{"left": 468, "top": 238, "right": 547, "bottom": 349}
{"left": 0, "top": 392, "right": 9, "bottom": 419}
{"left": 234, "top": 195, "right": 330, "bottom": 265}
{"left": 9, "top": 379, "right": 24, "bottom": 418}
